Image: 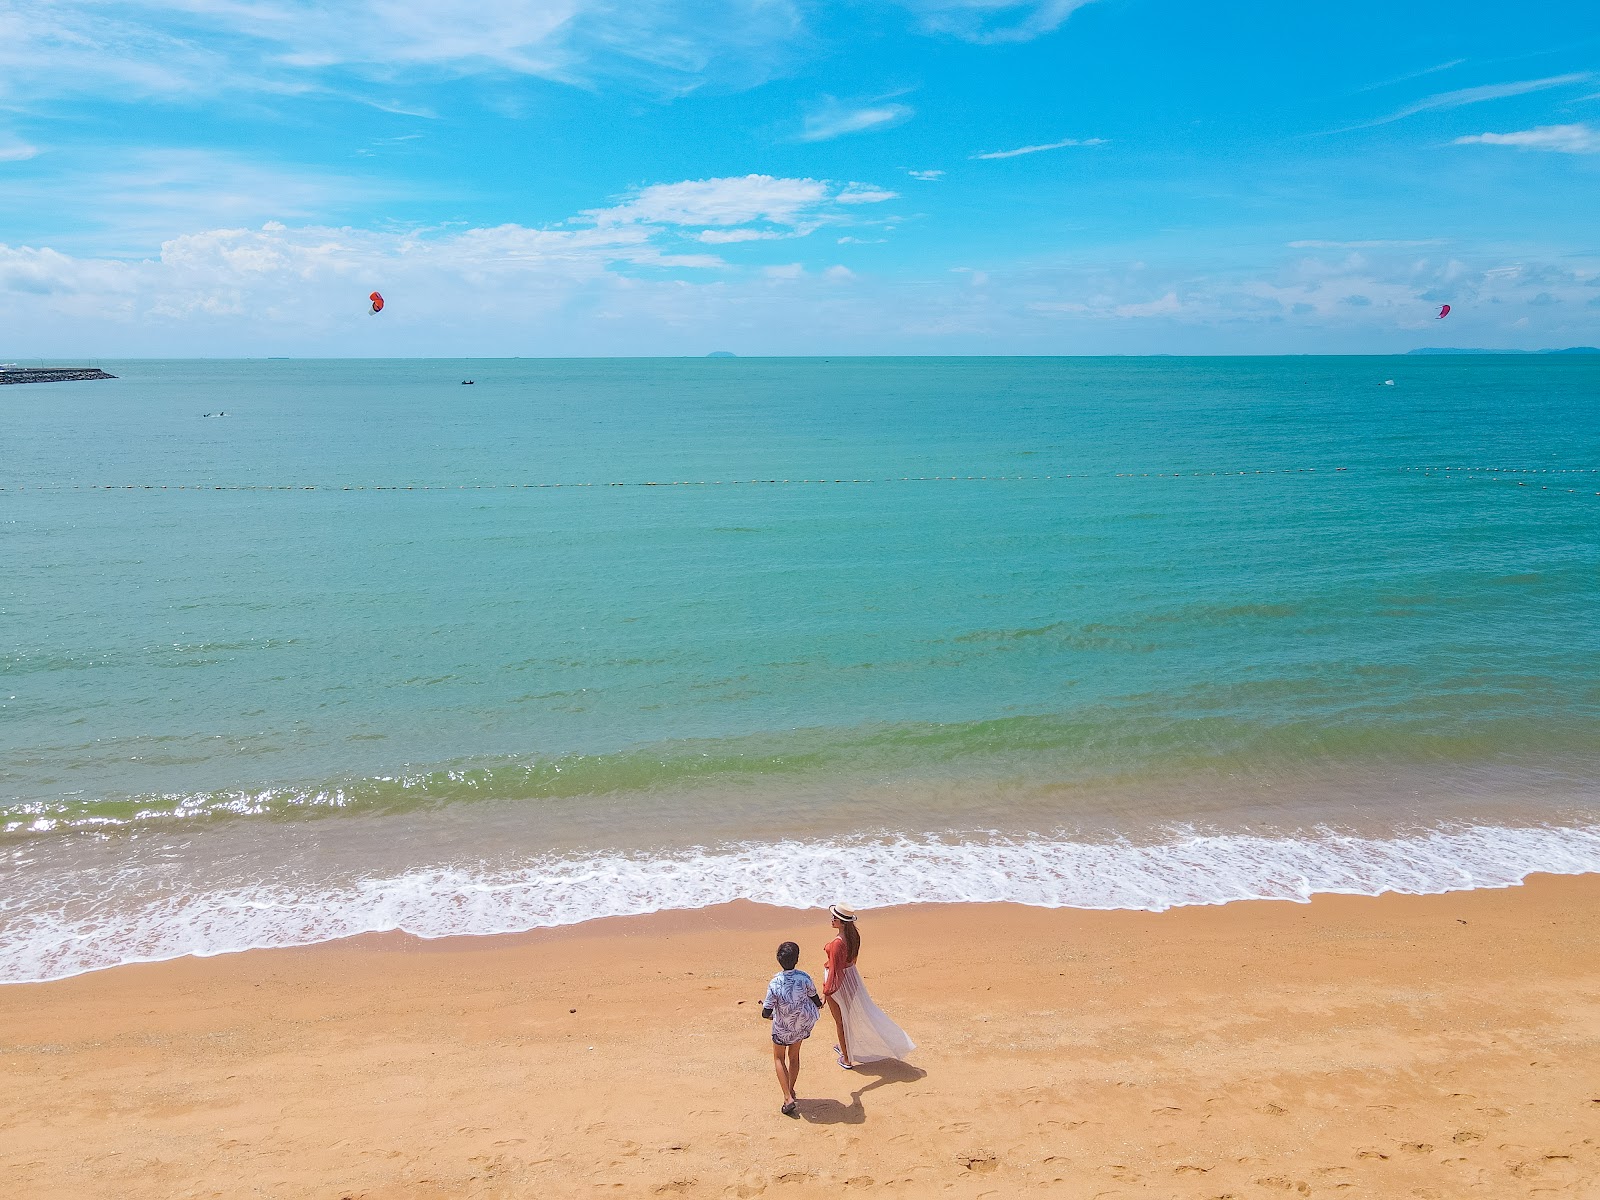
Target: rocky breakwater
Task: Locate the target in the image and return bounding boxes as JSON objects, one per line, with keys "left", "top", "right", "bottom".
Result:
{"left": 0, "top": 368, "right": 118, "bottom": 384}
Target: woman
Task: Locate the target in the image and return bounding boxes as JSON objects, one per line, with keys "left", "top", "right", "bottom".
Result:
{"left": 821, "top": 904, "right": 916, "bottom": 1068}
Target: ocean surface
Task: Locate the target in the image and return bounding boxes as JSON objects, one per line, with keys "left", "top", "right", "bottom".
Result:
{"left": 4, "top": 356, "right": 1598, "bottom": 982}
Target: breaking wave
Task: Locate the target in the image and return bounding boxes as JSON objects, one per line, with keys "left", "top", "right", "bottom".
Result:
{"left": 4, "top": 822, "right": 1599, "bottom": 984}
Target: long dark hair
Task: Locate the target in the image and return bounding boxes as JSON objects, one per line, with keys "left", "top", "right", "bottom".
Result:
{"left": 839, "top": 919, "right": 860, "bottom": 964}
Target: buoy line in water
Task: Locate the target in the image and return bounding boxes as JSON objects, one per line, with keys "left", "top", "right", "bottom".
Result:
{"left": 1404, "top": 467, "right": 1599, "bottom": 475}
{"left": 2, "top": 466, "right": 1596, "bottom": 494}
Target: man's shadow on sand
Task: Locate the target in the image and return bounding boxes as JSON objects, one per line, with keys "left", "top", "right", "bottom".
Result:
{"left": 798, "top": 1060, "right": 926, "bottom": 1125}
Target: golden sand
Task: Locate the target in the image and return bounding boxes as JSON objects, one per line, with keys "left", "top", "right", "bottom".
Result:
{"left": 4, "top": 875, "right": 1598, "bottom": 1198}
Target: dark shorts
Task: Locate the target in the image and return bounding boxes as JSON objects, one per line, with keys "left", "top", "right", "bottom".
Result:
{"left": 772, "top": 1030, "right": 812, "bottom": 1047}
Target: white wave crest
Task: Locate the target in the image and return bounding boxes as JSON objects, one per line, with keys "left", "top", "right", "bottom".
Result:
{"left": 5, "top": 824, "right": 1600, "bottom": 983}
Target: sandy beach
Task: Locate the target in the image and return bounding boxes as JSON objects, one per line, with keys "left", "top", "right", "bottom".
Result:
{"left": 4, "top": 875, "right": 1598, "bottom": 1199}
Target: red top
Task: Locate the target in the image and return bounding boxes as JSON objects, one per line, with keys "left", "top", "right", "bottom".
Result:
{"left": 822, "top": 935, "right": 853, "bottom": 996}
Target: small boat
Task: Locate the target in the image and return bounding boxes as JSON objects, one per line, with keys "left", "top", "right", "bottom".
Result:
{"left": 461, "top": 380, "right": 475, "bottom": 385}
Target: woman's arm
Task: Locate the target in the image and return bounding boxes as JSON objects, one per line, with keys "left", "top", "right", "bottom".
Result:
{"left": 820, "top": 938, "right": 843, "bottom": 996}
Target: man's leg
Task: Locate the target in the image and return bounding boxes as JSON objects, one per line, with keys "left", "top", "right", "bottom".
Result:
{"left": 826, "top": 995, "right": 851, "bottom": 1065}
{"left": 771, "top": 1042, "right": 794, "bottom": 1103}
{"left": 787, "top": 1042, "right": 802, "bottom": 1099}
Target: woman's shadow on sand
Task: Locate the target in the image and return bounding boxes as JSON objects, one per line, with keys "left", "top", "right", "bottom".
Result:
{"left": 799, "top": 1060, "right": 926, "bottom": 1125}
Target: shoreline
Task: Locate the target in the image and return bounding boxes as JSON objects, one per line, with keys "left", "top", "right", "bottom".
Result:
{"left": 11, "top": 820, "right": 1600, "bottom": 985}
{"left": 5, "top": 875, "right": 1598, "bottom": 1197}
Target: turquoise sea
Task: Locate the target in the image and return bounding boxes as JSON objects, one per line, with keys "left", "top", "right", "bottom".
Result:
{"left": 4, "top": 357, "right": 1599, "bottom": 981}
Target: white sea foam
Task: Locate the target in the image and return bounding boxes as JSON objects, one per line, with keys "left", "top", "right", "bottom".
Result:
{"left": 4, "top": 823, "right": 1600, "bottom": 983}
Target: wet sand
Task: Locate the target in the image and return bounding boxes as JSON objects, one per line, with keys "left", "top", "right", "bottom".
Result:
{"left": 3, "top": 874, "right": 1598, "bottom": 1198}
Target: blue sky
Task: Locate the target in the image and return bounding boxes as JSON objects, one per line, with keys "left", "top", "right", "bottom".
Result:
{"left": 2, "top": 0, "right": 1597, "bottom": 355}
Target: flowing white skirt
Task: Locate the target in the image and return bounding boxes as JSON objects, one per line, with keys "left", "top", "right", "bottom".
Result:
{"left": 833, "top": 964, "right": 916, "bottom": 1063}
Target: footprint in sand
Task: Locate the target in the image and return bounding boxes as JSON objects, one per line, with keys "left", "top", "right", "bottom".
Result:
{"left": 1399, "top": 1142, "right": 1434, "bottom": 1154}
{"left": 1356, "top": 1150, "right": 1389, "bottom": 1160}
{"left": 1259, "top": 1103, "right": 1288, "bottom": 1116}
{"left": 1251, "top": 1178, "right": 1310, "bottom": 1195}
{"left": 958, "top": 1153, "right": 999, "bottom": 1174}
{"left": 1452, "top": 1131, "right": 1484, "bottom": 1144}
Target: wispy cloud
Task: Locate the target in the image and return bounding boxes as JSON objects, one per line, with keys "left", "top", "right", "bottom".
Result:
{"left": 1355, "top": 58, "right": 1465, "bottom": 93}
{"left": 798, "top": 99, "right": 914, "bottom": 142}
{"left": 1454, "top": 123, "right": 1600, "bottom": 153}
{"left": 1342, "top": 72, "right": 1594, "bottom": 131}
{"left": 1288, "top": 239, "right": 1447, "bottom": 249}
{"left": 835, "top": 185, "right": 898, "bottom": 203}
{"left": 0, "top": 0, "right": 806, "bottom": 106}
{"left": 972, "top": 136, "right": 1105, "bottom": 160}
{"left": 1, "top": 149, "right": 391, "bottom": 255}
{"left": 696, "top": 228, "right": 799, "bottom": 244}
{"left": 0, "top": 138, "right": 40, "bottom": 162}
{"left": 899, "top": 0, "right": 1100, "bottom": 45}
{"left": 907, "top": 169, "right": 944, "bottom": 180}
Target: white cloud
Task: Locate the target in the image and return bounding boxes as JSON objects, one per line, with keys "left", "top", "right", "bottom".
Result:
{"left": 898, "top": 0, "right": 1100, "bottom": 45}
{"left": 973, "top": 136, "right": 1106, "bottom": 160}
{"left": 0, "top": 138, "right": 39, "bottom": 161}
{"left": 1453, "top": 123, "right": 1600, "bottom": 154}
{"left": 836, "top": 236, "right": 886, "bottom": 244}
{"left": 907, "top": 169, "right": 944, "bottom": 180}
{"left": 581, "top": 175, "right": 894, "bottom": 250}
{"left": 798, "top": 98, "right": 914, "bottom": 141}
{"left": 587, "top": 175, "right": 830, "bottom": 227}
{"left": 7, "top": 198, "right": 1597, "bottom": 357}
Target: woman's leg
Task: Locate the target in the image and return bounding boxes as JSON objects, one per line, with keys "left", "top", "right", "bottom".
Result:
{"left": 826, "top": 994, "right": 852, "bottom": 1065}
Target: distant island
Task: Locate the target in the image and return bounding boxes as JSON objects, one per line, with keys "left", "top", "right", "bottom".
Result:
{"left": 705, "top": 351, "right": 737, "bottom": 358}
{"left": 1407, "top": 347, "right": 1600, "bottom": 356}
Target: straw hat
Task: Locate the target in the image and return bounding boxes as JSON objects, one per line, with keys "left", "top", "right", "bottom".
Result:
{"left": 829, "top": 904, "right": 857, "bottom": 923}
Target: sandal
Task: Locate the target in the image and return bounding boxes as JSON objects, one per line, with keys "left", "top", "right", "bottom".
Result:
{"left": 781, "top": 1100, "right": 799, "bottom": 1117}
{"left": 834, "top": 1045, "right": 854, "bottom": 1070}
